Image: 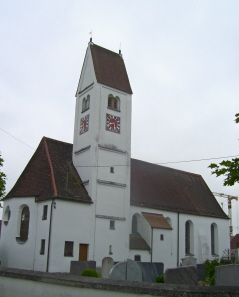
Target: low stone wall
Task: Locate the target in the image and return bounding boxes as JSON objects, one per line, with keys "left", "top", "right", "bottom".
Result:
{"left": 0, "top": 267, "right": 239, "bottom": 297}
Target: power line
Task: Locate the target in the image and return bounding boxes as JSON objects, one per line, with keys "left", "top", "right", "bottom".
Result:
{"left": 1, "top": 126, "right": 239, "bottom": 167}
{"left": 0, "top": 128, "right": 36, "bottom": 150}
{"left": 157, "top": 155, "right": 239, "bottom": 165}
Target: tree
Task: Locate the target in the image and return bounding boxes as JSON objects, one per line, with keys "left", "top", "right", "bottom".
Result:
{"left": 208, "top": 113, "right": 239, "bottom": 186}
{"left": 0, "top": 152, "right": 6, "bottom": 203}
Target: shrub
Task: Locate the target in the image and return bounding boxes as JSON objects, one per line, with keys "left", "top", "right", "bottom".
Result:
{"left": 81, "top": 269, "right": 98, "bottom": 278}
{"left": 156, "top": 274, "right": 164, "bottom": 283}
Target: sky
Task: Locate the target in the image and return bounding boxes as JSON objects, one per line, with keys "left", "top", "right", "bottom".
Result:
{"left": 1, "top": 1, "right": 239, "bottom": 232}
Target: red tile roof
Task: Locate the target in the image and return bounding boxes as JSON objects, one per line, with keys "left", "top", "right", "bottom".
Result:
{"left": 131, "top": 158, "right": 228, "bottom": 219}
{"left": 129, "top": 234, "right": 150, "bottom": 250}
{"left": 5, "top": 138, "right": 228, "bottom": 220}
{"left": 142, "top": 213, "right": 173, "bottom": 229}
{"left": 231, "top": 234, "right": 239, "bottom": 250}
{"left": 90, "top": 44, "right": 133, "bottom": 94}
{"left": 5, "top": 137, "right": 92, "bottom": 203}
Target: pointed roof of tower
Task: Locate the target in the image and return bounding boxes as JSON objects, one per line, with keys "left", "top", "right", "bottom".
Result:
{"left": 90, "top": 44, "right": 133, "bottom": 94}
{"left": 5, "top": 137, "right": 92, "bottom": 203}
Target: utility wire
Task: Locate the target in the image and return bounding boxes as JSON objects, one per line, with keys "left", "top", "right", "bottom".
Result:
{"left": 0, "top": 128, "right": 36, "bottom": 150}
{"left": 1, "top": 127, "right": 239, "bottom": 167}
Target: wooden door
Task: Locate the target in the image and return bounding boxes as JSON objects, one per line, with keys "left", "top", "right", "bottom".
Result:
{"left": 79, "top": 244, "right": 88, "bottom": 261}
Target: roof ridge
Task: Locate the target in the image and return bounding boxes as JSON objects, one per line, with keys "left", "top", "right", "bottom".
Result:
{"left": 43, "top": 136, "right": 72, "bottom": 146}
{"left": 90, "top": 44, "right": 119, "bottom": 56}
{"left": 43, "top": 137, "right": 58, "bottom": 197}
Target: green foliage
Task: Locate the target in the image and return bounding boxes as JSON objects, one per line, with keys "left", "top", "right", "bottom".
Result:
{"left": 235, "top": 113, "right": 239, "bottom": 124}
{"left": 208, "top": 113, "right": 239, "bottom": 186}
{"left": 81, "top": 269, "right": 99, "bottom": 278}
{"left": 155, "top": 274, "right": 164, "bottom": 283}
{"left": 0, "top": 152, "right": 6, "bottom": 203}
{"left": 205, "top": 259, "right": 220, "bottom": 280}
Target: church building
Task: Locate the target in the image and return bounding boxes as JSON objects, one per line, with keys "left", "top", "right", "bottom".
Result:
{"left": 0, "top": 41, "right": 229, "bottom": 273}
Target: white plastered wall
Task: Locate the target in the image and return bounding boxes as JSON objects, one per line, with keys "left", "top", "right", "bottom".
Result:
{"left": 129, "top": 205, "right": 230, "bottom": 270}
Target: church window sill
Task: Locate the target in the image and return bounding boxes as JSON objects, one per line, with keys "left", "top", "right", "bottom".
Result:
{"left": 16, "top": 237, "right": 28, "bottom": 244}
{"left": 81, "top": 107, "right": 90, "bottom": 113}
{"left": 107, "top": 107, "right": 120, "bottom": 112}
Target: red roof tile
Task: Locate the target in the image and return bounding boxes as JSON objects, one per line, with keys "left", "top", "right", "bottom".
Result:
{"left": 129, "top": 234, "right": 150, "bottom": 250}
{"left": 90, "top": 44, "right": 132, "bottom": 94}
{"left": 142, "top": 212, "right": 173, "bottom": 229}
{"left": 231, "top": 234, "right": 239, "bottom": 250}
{"left": 131, "top": 158, "right": 228, "bottom": 219}
{"left": 5, "top": 137, "right": 92, "bottom": 203}
{"left": 5, "top": 138, "right": 228, "bottom": 220}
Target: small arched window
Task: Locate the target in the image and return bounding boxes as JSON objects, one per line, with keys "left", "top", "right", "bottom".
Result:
{"left": 132, "top": 214, "right": 138, "bottom": 234}
{"left": 166, "top": 217, "right": 172, "bottom": 227}
{"left": 82, "top": 95, "right": 90, "bottom": 112}
{"left": 20, "top": 206, "right": 30, "bottom": 241}
{"left": 3, "top": 206, "right": 11, "bottom": 225}
{"left": 108, "top": 94, "right": 120, "bottom": 111}
{"left": 211, "top": 223, "right": 218, "bottom": 255}
{"left": 185, "top": 220, "right": 194, "bottom": 255}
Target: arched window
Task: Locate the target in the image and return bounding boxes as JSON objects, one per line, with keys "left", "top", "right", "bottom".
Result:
{"left": 211, "top": 223, "right": 218, "bottom": 255}
{"left": 166, "top": 217, "right": 172, "bottom": 227}
{"left": 3, "top": 206, "right": 11, "bottom": 225}
{"left": 86, "top": 95, "right": 90, "bottom": 110}
{"left": 108, "top": 94, "right": 120, "bottom": 111}
{"left": 20, "top": 206, "right": 30, "bottom": 241}
{"left": 185, "top": 220, "right": 194, "bottom": 255}
{"left": 132, "top": 214, "right": 138, "bottom": 234}
{"left": 82, "top": 95, "right": 90, "bottom": 112}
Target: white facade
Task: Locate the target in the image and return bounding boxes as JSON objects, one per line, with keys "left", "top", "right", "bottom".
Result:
{"left": 0, "top": 42, "right": 230, "bottom": 273}
{"left": 72, "top": 43, "right": 132, "bottom": 265}
{"left": 129, "top": 206, "right": 229, "bottom": 270}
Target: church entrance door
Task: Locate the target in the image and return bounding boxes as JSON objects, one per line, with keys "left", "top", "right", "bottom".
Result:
{"left": 79, "top": 244, "right": 88, "bottom": 261}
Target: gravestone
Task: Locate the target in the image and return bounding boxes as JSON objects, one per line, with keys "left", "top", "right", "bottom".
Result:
{"left": 164, "top": 266, "right": 198, "bottom": 285}
{"left": 109, "top": 259, "right": 142, "bottom": 281}
{"left": 197, "top": 264, "right": 206, "bottom": 281}
{"left": 137, "top": 262, "right": 164, "bottom": 283}
{"left": 181, "top": 256, "right": 197, "bottom": 267}
{"left": 216, "top": 264, "right": 239, "bottom": 286}
{"left": 70, "top": 261, "right": 96, "bottom": 276}
{"left": 101, "top": 257, "right": 114, "bottom": 279}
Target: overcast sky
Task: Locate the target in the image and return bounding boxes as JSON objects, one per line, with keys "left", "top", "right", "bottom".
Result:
{"left": 1, "top": 1, "right": 239, "bottom": 232}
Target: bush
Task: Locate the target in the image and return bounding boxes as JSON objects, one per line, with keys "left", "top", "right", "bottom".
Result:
{"left": 81, "top": 269, "right": 98, "bottom": 278}
{"left": 156, "top": 274, "right": 164, "bottom": 283}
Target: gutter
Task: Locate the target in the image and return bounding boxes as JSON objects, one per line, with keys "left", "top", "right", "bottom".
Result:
{"left": 151, "top": 227, "right": 153, "bottom": 262}
{"left": 46, "top": 199, "right": 55, "bottom": 272}
{"left": 177, "top": 212, "right": 180, "bottom": 267}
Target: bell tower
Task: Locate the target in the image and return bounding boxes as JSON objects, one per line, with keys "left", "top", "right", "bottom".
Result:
{"left": 73, "top": 40, "right": 132, "bottom": 264}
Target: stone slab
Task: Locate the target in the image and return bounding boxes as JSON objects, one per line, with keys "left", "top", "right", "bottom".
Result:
{"left": 197, "top": 264, "right": 206, "bottom": 281}
{"left": 137, "top": 262, "right": 164, "bottom": 283}
{"left": 216, "top": 264, "right": 239, "bottom": 286}
{"left": 127, "top": 259, "right": 142, "bottom": 282}
{"left": 109, "top": 259, "right": 142, "bottom": 281}
{"left": 101, "top": 257, "right": 114, "bottom": 279}
{"left": 70, "top": 261, "right": 96, "bottom": 276}
{"left": 164, "top": 266, "right": 198, "bottom": 285}
{"left": 181, "top": 256, "right": 197, "bottom": 267}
